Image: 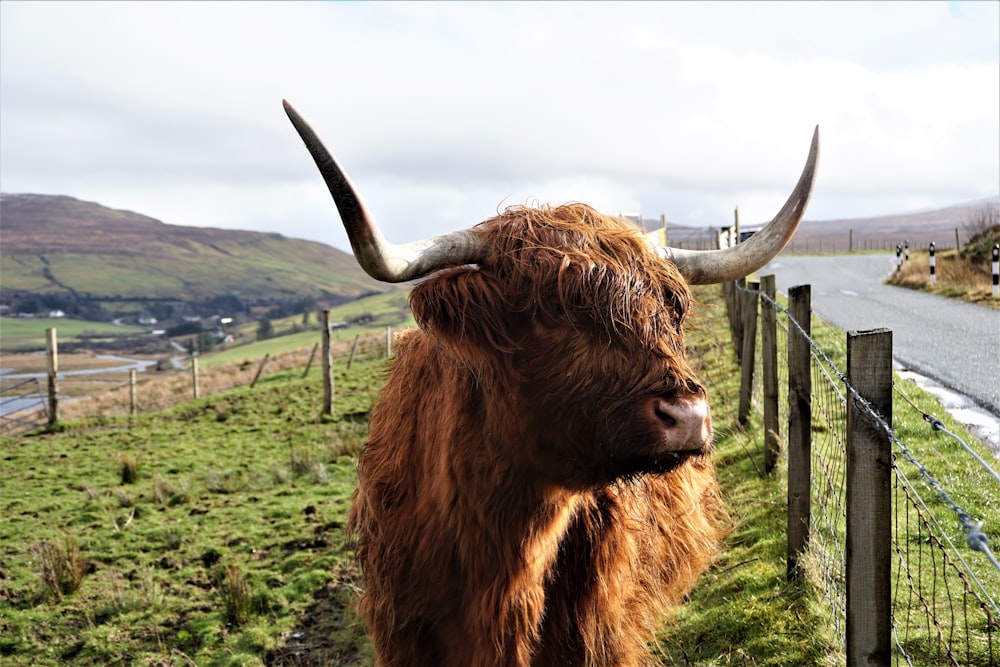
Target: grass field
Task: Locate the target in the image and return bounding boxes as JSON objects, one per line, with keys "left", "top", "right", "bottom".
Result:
{"left": 1, "top": 284, "right": 995, "bottom": 665}
{"left": 208, "top": 291, "right": 414, "bottom": 369}
{"left": 0, "top": 318, "right": 146, "bottom": 356}
{"left": 1, "top": 360, "right": 382, "bottom": 665}
{"left": 0, "top": 291, "right": 413, "bottom": 379}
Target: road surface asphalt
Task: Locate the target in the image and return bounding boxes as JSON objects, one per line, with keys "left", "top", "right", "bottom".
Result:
{"left": 759, "top": 253, "right": 999, "bottom": 419}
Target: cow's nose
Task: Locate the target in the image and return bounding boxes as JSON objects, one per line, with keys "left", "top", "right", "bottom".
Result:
{"left": 646, "top": 394, "right": 712, "bottom": 453}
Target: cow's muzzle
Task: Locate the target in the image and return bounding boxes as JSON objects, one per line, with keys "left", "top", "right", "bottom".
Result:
{"left": 645, "top": 394, "right": 713, "bottom": 453}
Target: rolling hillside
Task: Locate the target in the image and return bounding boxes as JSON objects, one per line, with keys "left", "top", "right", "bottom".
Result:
{"left": 643, "top": 196, "right": 1000, "bottom": 252}
{"left": 0, "top": 193, "right": 388, "bottom": 307}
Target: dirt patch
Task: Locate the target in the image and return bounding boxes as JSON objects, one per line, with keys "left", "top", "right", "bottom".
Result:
{"left": 265, "top": 561, "right": 369, "bottom": 666}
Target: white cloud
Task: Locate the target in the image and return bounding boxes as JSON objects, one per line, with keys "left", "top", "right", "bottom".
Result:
{"left": 1, "top": 1, "right": 997, "bottom": 252}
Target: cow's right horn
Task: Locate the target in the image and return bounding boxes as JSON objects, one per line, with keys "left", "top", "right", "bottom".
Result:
{"left": 284, "top": 100, "right": 487, "bottom": 283}
{"left": 661, "top": 126, "right": 819, "bottom": 285}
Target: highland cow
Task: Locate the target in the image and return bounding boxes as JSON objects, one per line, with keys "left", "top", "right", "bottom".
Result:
{"left": 284, "top": 100, "right": 818, "bottom": 666}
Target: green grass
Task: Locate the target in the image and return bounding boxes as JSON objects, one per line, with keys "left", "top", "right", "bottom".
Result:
{"left": 654, "top": 288, "right": 836, "bottom": 665}
{"left": 0, "top": 360, "right": 384, "bottom": 666}
{"left": 203, "top": 291, "right": 414, "bottom": 369}
{"left": 0, "top": 318, "right": 145, "bottom": 354}
{"left": 1, "top": 284, "right": 995, "bottom": 665}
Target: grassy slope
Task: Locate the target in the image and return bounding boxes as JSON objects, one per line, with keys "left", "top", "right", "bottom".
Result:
{"left": 204, "top": 291, "right": 414, "bottom": 368}
{"left": 0, "top": 361, "right": 382, "bottom": 666}
{"left": 0, "top": 194, "right": 385, "bottom": 302}
{"left": 1, "top": 285, "right": 995, "bottom": 665}
{"left": 885, "top": 222, "right": 1000, "bottom": 309}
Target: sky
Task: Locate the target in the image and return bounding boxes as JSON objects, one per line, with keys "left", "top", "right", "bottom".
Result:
{"left": 1, "top": 1, "right": 998, "bottom": 254}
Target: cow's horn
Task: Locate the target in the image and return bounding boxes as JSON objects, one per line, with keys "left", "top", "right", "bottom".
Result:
{"left": 283, "top": 100, "right": 487, "bottom": 283}
{"left": 663, "top": 126, "right": 819, "bottom": 285}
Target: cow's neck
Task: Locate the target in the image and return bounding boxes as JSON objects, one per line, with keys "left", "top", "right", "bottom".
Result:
{"left": 419, "top": 351, "right": 585, "bottom": 660}
{"left": 442, "top": 432, "right": 581, "bottom": 661}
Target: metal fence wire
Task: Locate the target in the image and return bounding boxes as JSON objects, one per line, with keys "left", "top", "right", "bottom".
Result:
{"left": 733, "top": 280, "right": 998, "bottom": 666}
{"left": 0, "top": 377, "right": 48, "bottom": 436}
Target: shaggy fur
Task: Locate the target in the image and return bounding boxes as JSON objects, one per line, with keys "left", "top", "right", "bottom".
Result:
{"left": 349, "top": 204, "right": 725, "bottom": 666}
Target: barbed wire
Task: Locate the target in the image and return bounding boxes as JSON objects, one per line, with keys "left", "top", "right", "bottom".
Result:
{"left": 735, "top": 281, "right": 998, "bottom": 578}
{"left": 894, "top": 382, "right": 1000, "bottom": 486}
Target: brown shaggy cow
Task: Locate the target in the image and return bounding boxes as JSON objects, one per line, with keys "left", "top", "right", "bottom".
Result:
{"left": 283, "top": 101, "right": 818, "bottom": 666}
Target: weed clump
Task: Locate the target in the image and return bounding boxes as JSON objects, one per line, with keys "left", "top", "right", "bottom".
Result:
{"left": 119, "top": 453, "right": 138, "bottom": 485}
{"left": 215, "top": 563, "right": 254, "bottom": 626}
{"left": 153, "top": 475, "right": 189, "bottom": 506}
{"left": 31, "top": 534, "right": 87, "bottom": 601}
{"left": 92, "top": 569, "right": 164, "bottom": 623}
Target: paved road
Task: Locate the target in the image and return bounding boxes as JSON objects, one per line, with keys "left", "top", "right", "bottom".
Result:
{"left": 760, "top": 254, "right": 1000, "bottom": 417}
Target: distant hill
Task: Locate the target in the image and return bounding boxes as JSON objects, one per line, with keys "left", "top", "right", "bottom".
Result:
{"left": 788, "top": 197, "right": 1000, "bottom": 252}
{"left": 0, "top": 193, "right": 391, "bottom": 315}
{"left": 641, "top": 197, "right": 1000, "bottom": 253}
{"left": 3, "top": 192, "right": 996, "bottom": 316}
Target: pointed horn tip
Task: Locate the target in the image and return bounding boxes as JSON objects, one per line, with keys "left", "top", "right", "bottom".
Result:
{"left": 282, "top": 99, "right": 300, "bottom": 121}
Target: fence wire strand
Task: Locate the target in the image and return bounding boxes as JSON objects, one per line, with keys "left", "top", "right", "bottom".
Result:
{"left": 0, "top": 377, "right": 48, "bottom": 436}
{"left": 731, "top": 281, "right": 998, "bottom": 665}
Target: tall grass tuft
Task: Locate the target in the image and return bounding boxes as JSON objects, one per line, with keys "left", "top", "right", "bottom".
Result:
{"left": 119, "top": 453, "right": 138, "bottom": 485}
{"left": 215, "top": 563, "right": 254, "bottom": 626}
{"left": 153, "top": 474, "right": 189, "bottom": 506}
{"left": 31, "top": 534, "right": 87, "bottom": 601}
{"left": 92, "top": 569, "right": 165, "bottom": 623}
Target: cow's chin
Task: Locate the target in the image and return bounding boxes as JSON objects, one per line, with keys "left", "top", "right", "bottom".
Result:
{"left": 615, "top": 449, "right": 698, "bottom": 479}
{"left": 607, "top": 431, "right": 714, "bottom": 481}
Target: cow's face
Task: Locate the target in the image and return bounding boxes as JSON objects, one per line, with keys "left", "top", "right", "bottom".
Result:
{"left": 409, "top": 204, "right": 712, "bottom": 488}
{"left": 282, "top": 102, "right": 814, "bottom": 487}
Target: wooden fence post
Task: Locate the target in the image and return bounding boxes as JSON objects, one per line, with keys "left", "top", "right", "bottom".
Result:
{"left": 723, "top": 281, "right": 734, "bottom": 342}
{"left": 737, "top": 280, "right": 759, "bottom": 427}
{"left": 129, "top": 369, "right": 137, "bottom": 415}
{"left": 250, "top": 354, "right": 270, "bottom": 389}
{"left": 46, "top": 328, "right": 59, "bottom": 427}
{"left": 191, "top": 355, "right": 200, "bottom": 399}
{"left": 386, "top": 326, "right": 393, "bottom": 358}
{"left": 846, "top": 328, "right": 892, "bottom": 667}
{"left": 347, "top": 334, "right": 360, "bottom": 370}
{"left": 730, "top": 277, "right": 746, "bottom": 365}
{"left": 302, "top": 342, "right": 319, "bottom": 378}
{"left": 322, "top": 309, "right": 333, "bottom": 416}
{"left": 760, "top": 275, "right": 779, "bottom": 473}
{"left": 786, "top": 284, "right": 812, "bottom": 580}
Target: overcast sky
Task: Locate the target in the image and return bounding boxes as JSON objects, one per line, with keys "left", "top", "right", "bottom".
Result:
{"left": 1, "top": 1, "right": 998, "bottom": 253}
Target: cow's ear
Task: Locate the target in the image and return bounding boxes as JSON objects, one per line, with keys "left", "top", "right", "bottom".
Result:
{"left": 408, "top": 268, "right": 520, "bottom": 355}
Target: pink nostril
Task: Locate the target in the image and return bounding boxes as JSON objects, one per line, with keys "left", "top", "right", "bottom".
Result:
{"left": 652, "top": 399, "right": 678, "bottom": 427}
{"left": 646, "top": 394, "right": 712, "bottom": 452}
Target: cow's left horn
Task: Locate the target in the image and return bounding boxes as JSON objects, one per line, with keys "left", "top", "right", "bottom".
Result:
{"left": 663, "top": 126, "right": 819, "bottom": 285}
{"left": 283, "top": 100, "right": 487, "bottom": 283}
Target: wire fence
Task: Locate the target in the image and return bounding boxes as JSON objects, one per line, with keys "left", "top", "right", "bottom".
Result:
{"left": 0, "top": 377, "right": 48, "bottom": 436}
{"left": 729, "top": 277, "right": 998, "bottom": 666}
{"left": 0, "top": 327, "right": 394, "bottom": 431}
